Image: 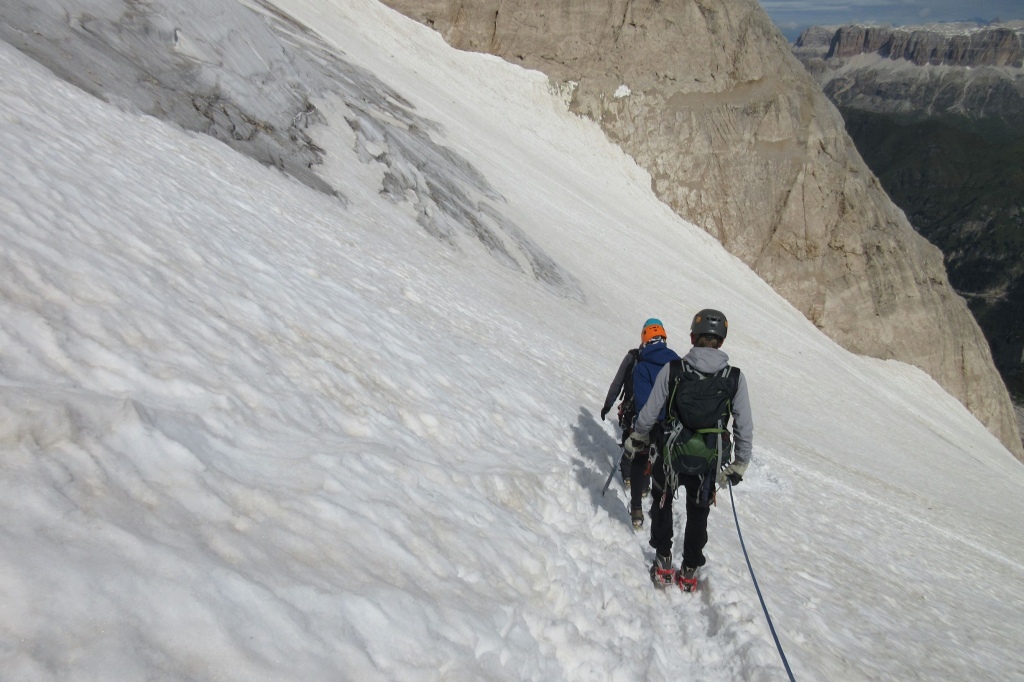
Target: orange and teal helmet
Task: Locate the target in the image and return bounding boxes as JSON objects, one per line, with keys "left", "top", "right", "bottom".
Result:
{"left": 641, "top": 318, "right": 667, "bottom": 344}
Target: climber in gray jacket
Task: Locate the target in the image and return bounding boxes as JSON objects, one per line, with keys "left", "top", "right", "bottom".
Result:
{"left": 624, "top": 308, "right": 753, "bottom": 587}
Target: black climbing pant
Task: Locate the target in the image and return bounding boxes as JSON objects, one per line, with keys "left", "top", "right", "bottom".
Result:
{"left": 649, "top": 461, "right": 714, "bottom": 568}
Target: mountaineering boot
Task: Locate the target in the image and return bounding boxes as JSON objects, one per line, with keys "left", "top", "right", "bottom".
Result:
{"left": 631, "top": 505, "right": 644, "bottom": 530}
{"left": 650, "top": 553, "right": 675, "bottom": 588}
{"left": 677, "top": 565, "right": 698, "bottom": 592}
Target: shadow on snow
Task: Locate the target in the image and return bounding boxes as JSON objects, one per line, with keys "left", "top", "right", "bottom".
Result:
{"left": 569, "top": 406, "right": 632, "bottom": 529}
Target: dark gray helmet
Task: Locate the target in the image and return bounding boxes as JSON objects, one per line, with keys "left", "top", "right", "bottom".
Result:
{"left": 690, "top": 309, "right": 728, "bottom": 340}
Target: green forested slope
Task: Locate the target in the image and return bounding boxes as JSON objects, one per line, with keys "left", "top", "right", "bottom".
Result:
{"left": 842, "top": 109, "right": 1024, "bottom": 399}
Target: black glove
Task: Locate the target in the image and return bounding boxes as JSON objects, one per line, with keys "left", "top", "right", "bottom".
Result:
{"left": 600, "top": 406, "right": 610, "bottom": 421}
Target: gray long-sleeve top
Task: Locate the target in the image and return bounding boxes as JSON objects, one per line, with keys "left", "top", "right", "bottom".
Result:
{"left": 632, "top": 346, "right": 754, "bottom": 465}
{"left": 601, "top": 350, "right": 637, "bottom": 414}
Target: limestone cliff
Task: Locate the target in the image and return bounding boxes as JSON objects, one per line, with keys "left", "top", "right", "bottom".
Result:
{"left": 794, "top": 23, "right": 1024, "bottom": 133}
{"left": 797, "top": 23, "right": 1024, "bottom": 67}
{"left": 793, "top": 22, "right": 1024, "bottom": 418}
{"left": 381, "top": 0, "right": 1024, "bottom": 459}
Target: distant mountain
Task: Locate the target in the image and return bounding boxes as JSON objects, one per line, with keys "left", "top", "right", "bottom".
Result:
{"left": 800, "top": 22, "right": 1024, "bottom": 67}
{"left": 794, "top": 21, "right": 1024, "bottom": 406}
{"left": 794, "top": 22, "right": 1024, "bottom": 137}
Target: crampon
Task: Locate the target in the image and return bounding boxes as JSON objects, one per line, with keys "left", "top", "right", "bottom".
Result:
{"left": 676, "top": 573, "right": 698, "bottom": 592}
{"left": 676, "top": 567, "right": 698, "bottom": 592}
{"left": 650, "top": 564, "right": 676, "bottom": 588}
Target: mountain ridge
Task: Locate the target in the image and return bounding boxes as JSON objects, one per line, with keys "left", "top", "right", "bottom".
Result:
{"left": 794, "top": 22, "right": 1024, "bottom": 136}
{"left": 795, "top": 21, "right": 1024, "bottom": 67}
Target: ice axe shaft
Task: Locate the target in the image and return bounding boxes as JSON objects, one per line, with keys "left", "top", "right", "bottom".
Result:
{"left": 602, "top": 448, "right": 626, "bottom": 496}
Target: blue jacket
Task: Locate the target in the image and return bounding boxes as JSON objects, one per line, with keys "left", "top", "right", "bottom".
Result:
{"left": 631, "top": 341, "right": 680, "bottom": 419}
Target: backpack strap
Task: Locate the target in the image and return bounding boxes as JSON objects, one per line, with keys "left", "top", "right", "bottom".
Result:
{"left": 659, "top": 360, "right": 687, "bottom": 484}
{"left": 681, "top": 360, "right": 704, "bottom": 379}
{"left": 621, "top": 348, "right": 642, "bottom": 405}
{"left": 682, "top": 360, "right": 732, "bottom": 381}
{"left": 665, "top": 359, "right": 683, "bottom": 409}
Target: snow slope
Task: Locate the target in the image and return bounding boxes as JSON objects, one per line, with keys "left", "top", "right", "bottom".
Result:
{"left": 0, "top": 0, "right": 1022, "bottom": 679}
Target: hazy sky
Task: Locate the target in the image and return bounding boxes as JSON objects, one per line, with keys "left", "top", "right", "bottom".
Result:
{"left": 761, "top": 0, "right": 1024, "bottom": 40}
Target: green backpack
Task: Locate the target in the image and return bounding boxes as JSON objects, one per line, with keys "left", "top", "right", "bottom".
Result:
{"left": 660, "top": 360, "right": 740, "bottom": 476}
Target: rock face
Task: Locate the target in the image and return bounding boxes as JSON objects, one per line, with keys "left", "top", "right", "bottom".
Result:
{"left": 794, "top": 22, "right": 1024, "bottom": 428}
{"left": 382, "top": 0, "right": 1024, "bottom": 459}
{"left": 798, "top": 23, "right": 1024, "bottom": 67}
{"left": 794, "top": 23, "right": 1024, "bottom": 134}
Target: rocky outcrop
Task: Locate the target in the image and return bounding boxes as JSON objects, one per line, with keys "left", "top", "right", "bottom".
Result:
{"left": 794, "top": 23, "right": 1024, "bottom": 134}
{"left": 792, "top": 25, "right": 835, "bottom": 51}
{"left": 825, "top": 25, "right": 894, "bottom": 59}
{"left": 799, "top": 23, "right": 1024, "bottom": 67}
{"left": 382, "top": 0, "right": 1024, "bottom": 459}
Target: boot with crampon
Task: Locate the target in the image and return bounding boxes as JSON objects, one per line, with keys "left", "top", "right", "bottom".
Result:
{"left": 677, "top": 565, "right": 698, "bottom": 592}
{"left": 650, "top": 553, "right": 675, "bottom": 588}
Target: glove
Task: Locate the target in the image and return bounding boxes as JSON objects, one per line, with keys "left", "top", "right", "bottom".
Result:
{"left": 600, "top": 406, "right": 610, "bottom": 421}
{"left": 624, "top": 431, "right": 649, "bottom": 456}
{"left": 717, "top": 461, "right": 748, "bottom": 488}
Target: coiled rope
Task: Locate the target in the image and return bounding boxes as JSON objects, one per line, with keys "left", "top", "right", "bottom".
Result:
{"left": 727, "top": 482, "right": 796, "bottom": 681}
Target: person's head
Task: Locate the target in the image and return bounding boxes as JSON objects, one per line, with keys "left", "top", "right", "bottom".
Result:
{"left": 640, "top": 318, "right": 667, "bottom": 346}
{"left": 689, "top": 309, "right": 727, "bottom": 348}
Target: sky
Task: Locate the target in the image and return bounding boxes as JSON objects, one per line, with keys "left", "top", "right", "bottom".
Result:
{"left": 1, "top": 0, "right": 1024, "bottom": 680}
{"left": 760, "top": 0, "right": 1024, "bottom": 40}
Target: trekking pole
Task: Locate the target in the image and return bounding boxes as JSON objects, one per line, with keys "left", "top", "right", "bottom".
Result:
{"left": 601, "top": 447, "right": 626, "bottom": 496}
{"left": 727, "top": 482, "right": 796, "bottom": 682}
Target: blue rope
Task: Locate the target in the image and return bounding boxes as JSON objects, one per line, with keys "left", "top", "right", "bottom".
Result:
{"left": 727, "top": 482, "right": 796, "bottom": 681}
